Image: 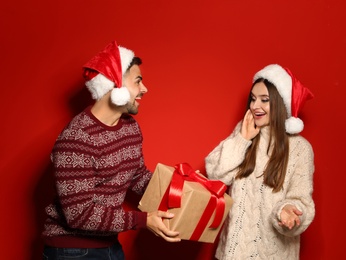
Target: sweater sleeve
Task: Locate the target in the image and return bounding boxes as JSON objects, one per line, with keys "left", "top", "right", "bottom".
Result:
{"left": 51, "top": 130, "right": 147, "bottom": 234}
{"left": 270, "top": 137, "right": 315, "bottom": 237}
{"left": 129, "top": 154, "right": 152, "bottom": 195}
{"left": 205, "top": 122, "right": 252, "bottom": 185}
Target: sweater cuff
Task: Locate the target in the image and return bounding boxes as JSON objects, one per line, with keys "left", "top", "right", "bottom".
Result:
{"left": 134, "top": 211, "right": 147, "bottom": 229}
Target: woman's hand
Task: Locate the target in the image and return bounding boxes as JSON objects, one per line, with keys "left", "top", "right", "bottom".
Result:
{"left": 241, "top": 109, "right": 260, "bottom": 140}
{"left": 279, "top": 204, "right": 303, "bottom": 230}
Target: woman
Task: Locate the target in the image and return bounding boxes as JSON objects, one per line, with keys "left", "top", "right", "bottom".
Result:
{"left": 205, "top": 64, "right": 315, "bottom": 259}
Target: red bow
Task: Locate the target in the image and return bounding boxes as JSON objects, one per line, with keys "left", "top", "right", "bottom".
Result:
{"left": 159, "top": 163, "right": 227, "bottom": 241}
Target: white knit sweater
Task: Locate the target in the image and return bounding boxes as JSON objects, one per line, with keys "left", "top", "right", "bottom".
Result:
{"left": 205, "top": 123, "right": 315, "bottom": 260}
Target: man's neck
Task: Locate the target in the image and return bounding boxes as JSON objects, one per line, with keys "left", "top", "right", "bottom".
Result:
{"left": 90, "top": 97, "right": 124, "bottom": 126}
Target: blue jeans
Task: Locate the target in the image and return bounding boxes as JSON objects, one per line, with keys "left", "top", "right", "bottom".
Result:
{"left": 42, "top": 242, "right": 125, "bottom": 260}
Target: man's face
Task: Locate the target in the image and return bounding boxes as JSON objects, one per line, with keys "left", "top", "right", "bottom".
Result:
{"left": 123, "top": 65, "right": 147, "bottom": 115}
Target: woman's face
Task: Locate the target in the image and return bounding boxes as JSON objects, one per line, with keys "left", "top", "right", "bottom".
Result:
{"left": 250, "top": 82, "right": 270, "bottom": 127}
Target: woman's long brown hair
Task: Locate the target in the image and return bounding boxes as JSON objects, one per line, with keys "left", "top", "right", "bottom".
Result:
{"left": 236, "top": 78, "right": 289, "bottom": 192}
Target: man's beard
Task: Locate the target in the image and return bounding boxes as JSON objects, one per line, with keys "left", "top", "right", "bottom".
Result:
{"left": 125, "top": 101, "right": 139, "bottom": 115}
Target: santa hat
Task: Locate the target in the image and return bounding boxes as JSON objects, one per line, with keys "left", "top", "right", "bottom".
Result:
{"left": 82, "top": 40, "right": 135, "bottom": 106}
{"left": 253, "top": 64, "right": 314, "bottom": 134}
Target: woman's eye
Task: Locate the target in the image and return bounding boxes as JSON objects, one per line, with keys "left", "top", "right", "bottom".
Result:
{"left": 262, "top": 99, "right": 270, "bottom": 103}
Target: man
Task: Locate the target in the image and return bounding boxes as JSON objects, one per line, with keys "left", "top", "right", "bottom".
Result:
{"left": 42, "top": 41, "right": 180, "bottom": 259}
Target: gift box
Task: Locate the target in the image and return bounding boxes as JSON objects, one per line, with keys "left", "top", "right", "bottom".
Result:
{"left": 138, "top": 163, "right": 233, "bottom": 243}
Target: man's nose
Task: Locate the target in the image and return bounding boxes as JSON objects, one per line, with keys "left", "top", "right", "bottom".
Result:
{"left": 141, "top": 83, "right": 148, "bottom": 93}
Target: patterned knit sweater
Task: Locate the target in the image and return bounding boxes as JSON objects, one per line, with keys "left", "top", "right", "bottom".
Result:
{"left": 42, "top": 106, "right": 152, "bottom": 248}
{"left": 205, "top": 123, "right": 315, "bottom": 260}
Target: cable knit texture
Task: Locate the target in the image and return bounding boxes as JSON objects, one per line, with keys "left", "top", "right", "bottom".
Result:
{"left": 205, "top": 123, "right": 315, "bottom": 260}
{"left": 42, "top": 106, "right": 152, "bottom": 248}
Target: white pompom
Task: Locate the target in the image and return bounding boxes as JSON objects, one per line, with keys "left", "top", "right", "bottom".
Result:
{"left": 85, "top": 74, "right": 114, "bottom": 100}
{"left": 110, "top": 87, "right": 130, "bottom": 106}
{"left": 285, "top": 117, "right": 304, "bottom": 134}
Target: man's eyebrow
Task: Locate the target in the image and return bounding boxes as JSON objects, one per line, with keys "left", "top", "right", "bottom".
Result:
{"left": 136, "top": 75, "right": 143, "bottom": 80}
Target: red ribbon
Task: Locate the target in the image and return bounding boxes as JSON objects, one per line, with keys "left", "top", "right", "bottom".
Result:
{"left": 158, "top": 163, "right": 227, "bottom": 241}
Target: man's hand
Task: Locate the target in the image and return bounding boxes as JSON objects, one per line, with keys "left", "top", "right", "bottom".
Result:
{"left": 147, "top": 211, "right": 181, "bottom": 242}
{"left": 279, "top": 204, "right": 303, "bottom": 230}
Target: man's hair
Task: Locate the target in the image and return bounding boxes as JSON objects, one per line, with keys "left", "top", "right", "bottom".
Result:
{"left": 127, "top": 57, "right": 142, "bottom": 72}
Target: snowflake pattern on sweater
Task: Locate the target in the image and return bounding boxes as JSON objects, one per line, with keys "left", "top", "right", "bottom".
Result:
{"left": 42, "top": 107, "right": 152, "bottom": 247}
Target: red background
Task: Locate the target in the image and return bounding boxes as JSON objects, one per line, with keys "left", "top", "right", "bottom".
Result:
{"left": 0, "top": 1, "right": 344, "bottom": 259}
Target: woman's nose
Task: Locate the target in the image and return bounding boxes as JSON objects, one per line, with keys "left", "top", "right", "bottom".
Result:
{"left": 251, "top": 99, "right": 260, "bottom": 108}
